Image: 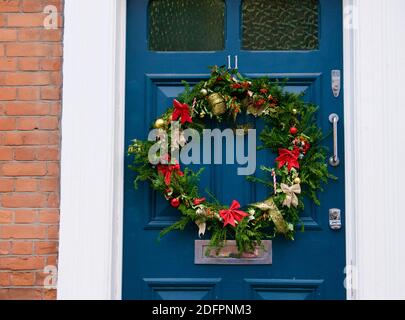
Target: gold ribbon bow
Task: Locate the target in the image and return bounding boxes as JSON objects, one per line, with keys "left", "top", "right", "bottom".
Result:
{"left": 280, "top": 183, "right": 301, "bottom": 208}
{"left": 252, "top": 198, "right": 289, "bottom": 235}
{"left": 195, "top": 208, "right": 207, "bottom": 238}
{"left": 195, "top": 220, "right": 206, "bottom": 238}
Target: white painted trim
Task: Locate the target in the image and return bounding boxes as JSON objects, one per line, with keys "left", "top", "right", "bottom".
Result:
{"left": 110, "top": 0, "right": 127, "bottom": 301}
{"left": 58, "top": 0, "right": 126, "bottom": 300}
{"left": 343, "top": 0, "right": 358, "bottom": 300}
{"left": 342, "top": 0, "right": 405, "bottom": 300}
{"left": 58, "top": 0, "right": 405, "bottom": 300}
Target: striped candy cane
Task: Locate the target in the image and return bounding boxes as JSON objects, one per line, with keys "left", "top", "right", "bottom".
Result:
{"left": 191, "top": 97, "right": 197, "bottom": 114}
{"left": 271, "top": 169, "right": 277, "bottom": 195}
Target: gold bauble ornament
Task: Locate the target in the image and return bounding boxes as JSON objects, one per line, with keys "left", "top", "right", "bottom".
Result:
{"left": 200, "top": 88, "right": 208, "bottom": 96}
{"left": 292, "top": 109, "right": 298, "bottom": 115}
{"left": 294, "top": 177, "right": 301, "bottom": 184}
{"left": 154, "top": 118, "right": 165, "bottom": 129}
{"left": 207, "top": 93, "right": 226, "bottom": 116}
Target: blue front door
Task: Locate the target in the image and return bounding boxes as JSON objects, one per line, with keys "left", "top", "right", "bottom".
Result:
{"left": 124, "top": 0, "right": 346, "bottom": 300}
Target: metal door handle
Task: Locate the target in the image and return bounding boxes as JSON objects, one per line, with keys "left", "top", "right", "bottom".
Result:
{"left": 329, "top": 113, "right": 340, "bottom": 167}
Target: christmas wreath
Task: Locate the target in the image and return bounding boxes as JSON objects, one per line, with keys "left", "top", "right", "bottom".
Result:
{"left": 128, "top": 66, "right": 334, "bottom": 254}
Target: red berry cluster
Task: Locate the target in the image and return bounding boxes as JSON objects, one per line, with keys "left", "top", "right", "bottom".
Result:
{"left": 293, "top": 137, "right": 311, "bottom": 155}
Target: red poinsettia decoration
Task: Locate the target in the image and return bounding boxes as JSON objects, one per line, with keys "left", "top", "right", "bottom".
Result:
{"left": 172, "top": 99, "right": 192, "bottom": 124}
{"left": 157, "top": 161, "right": 184, "bottom": 185}
{"left": 219, "top": 200, "right": 249, "bottom": 228}
{"left": 276, "top": 147, "right": 300, "bottom": 171}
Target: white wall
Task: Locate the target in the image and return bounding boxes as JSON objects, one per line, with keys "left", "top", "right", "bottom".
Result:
{"left": 348, "top": 0, "right": 405, "bottom": 299}
{"left": 58, "top": 0, "right": 125, "bottom": 299}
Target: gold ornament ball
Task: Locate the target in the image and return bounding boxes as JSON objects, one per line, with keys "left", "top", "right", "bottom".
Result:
{"left": 200, "top": 88, "right": 208, "bottom": 96}
{"left": 294, "top": 177, "right": 301, "bottom": 184}
{"left": 154, "top": 118, "right": 165, "bottom": 129}
{"left": 292, "top": 109, "right": 298, "bottom": 115}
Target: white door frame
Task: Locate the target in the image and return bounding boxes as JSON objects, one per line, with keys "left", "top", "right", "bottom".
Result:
{"left": 58, "top": 0, "right": 405, "bottom": 300}
{"left": 58, "top": 0, "right": 126, "bottom": 299}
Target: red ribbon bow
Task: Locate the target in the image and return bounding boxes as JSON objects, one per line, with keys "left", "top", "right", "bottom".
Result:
{"left": 172, "top": 99, "right": 192, "bottom": 124}
{"left": 275, "top": 147, "right": 300, "bottom": 171}
{"left": 157, "top": 162, "right": 184, "bottom": 186}
{"left": 219, "top": 200, "right": 249, "bottom": 227}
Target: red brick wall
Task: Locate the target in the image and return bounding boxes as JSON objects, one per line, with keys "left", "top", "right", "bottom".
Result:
{"left": 0, "top": 0, "right": 63, "bottom": 300}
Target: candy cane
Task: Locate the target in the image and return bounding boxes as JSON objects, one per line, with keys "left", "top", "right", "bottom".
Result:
{"left": 192, "top": 97, "right": 197, "bottom": 114}
{"left": 271, "top": 169, "right": 277, "bottom": 195}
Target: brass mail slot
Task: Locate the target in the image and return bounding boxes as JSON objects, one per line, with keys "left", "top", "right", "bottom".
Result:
{"left": 194, "top": 240, "right": 272, "bottom": 265}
